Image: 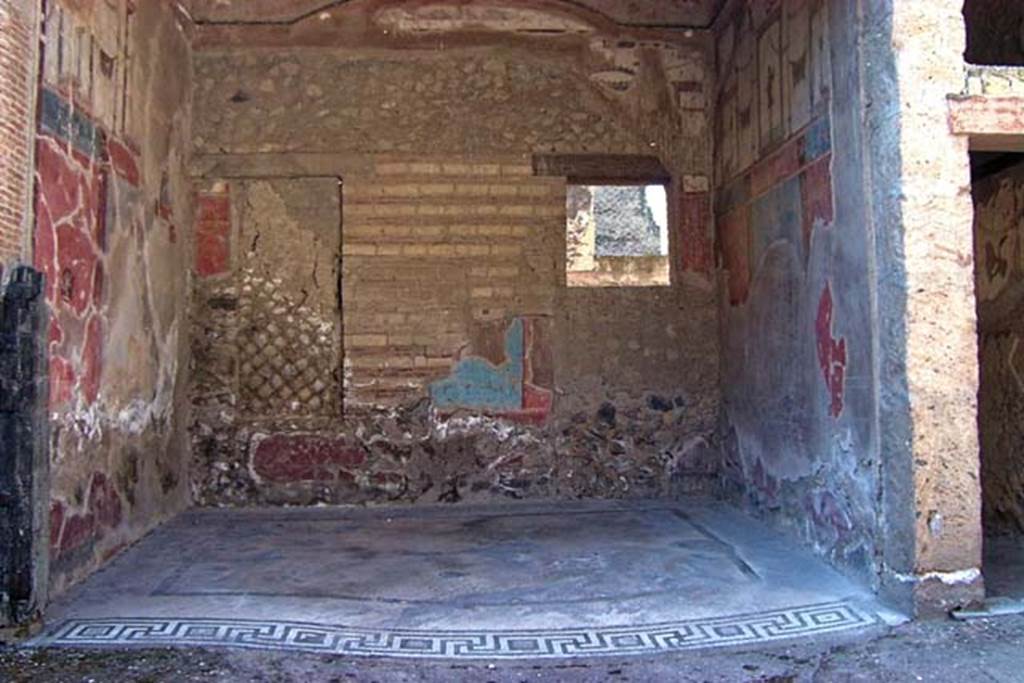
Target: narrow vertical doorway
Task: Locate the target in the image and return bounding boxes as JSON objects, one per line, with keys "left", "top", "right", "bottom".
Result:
{"left": 971, "top": 151, "right": 1024, "bottom": 602}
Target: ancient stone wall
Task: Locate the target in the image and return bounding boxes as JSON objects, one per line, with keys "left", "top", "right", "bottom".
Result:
{"left": 713, "top": 0, "right": 883, "bottom": 587}
{"left": 872, "top": 0, "right": 983, "bottom": 615}
{"left": 973, "top": 160, "right": 1024, "bottom": 536}
{"left": 34, "top": 0, "right": 194, "bottom": 596}
{"left": 189, "top": 8, "right": 719, "bottom": 506}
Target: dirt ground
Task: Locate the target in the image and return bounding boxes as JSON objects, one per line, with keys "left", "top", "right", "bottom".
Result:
{"left": 1, "top": 615, "right": 1022, "bottom": 682}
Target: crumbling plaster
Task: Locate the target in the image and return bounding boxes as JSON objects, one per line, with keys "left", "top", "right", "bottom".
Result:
{"left": 183, "top": 0, "right": 726, "bottom": 30}
{"left": 187, "top": 4, "right": 719, "bottom": 507}
{"left": 711, "top": 0, "right": 987, "bottom": 616}
{"left": 713, "top": 0, "right": 882, "bottom": 589}
{"left": 11, "top": 0, "right": 995, "bottom": 620}
{"left": 35, "top": 0, "right": 194, "bottom": 597}
{"left": 890, "top": 0, "right": 983, "bottom": 613}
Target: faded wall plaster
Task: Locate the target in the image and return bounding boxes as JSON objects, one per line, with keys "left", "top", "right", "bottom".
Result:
{"left": 35, "top": 0, "right": 194, "bottom": 597}
{"left": 714, "top": 0, "right": 882, "bottom": 589}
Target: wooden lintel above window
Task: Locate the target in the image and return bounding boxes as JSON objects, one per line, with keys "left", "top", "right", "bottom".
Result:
{"left": 532, "top": 154, "right": 671, "bottom": 185}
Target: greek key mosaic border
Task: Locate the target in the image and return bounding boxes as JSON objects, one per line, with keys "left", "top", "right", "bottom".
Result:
{"left": 39, "top": 602, "right": 874, "bottom": 659}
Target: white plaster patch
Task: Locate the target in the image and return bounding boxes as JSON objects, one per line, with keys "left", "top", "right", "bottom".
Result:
{"left": 247, "top": 432, "right": 270, "bottom": 485}
{"left": 432, "top": 413, "right": 518, "bottom": 442}
{"left": 892, "top": 567, "right": 982, "bottom": 586}
{"left": 115, "top": 400, "right": 163, "bottom": 436}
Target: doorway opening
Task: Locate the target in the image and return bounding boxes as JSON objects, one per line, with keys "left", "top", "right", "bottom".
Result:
{"left": 970, "top": 151, "right": 1024, "bottom": 603}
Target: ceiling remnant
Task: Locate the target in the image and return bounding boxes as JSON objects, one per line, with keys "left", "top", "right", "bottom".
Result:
{"left": 184, "top": 0, "right": 725, "bottom": 28}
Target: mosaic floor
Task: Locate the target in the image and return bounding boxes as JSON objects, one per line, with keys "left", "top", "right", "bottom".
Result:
{"left": 36, "top": 500, "right": 898, "bottom": 660}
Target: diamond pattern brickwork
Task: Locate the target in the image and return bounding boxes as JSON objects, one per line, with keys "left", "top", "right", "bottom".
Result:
{"left": 238, "top": 268, "right": 339, "bottom": 418}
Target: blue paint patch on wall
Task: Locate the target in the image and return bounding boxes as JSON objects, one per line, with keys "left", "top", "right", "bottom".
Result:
{"left": 801, "top": 115, "right": 831, "bottom": 164}
{"left": 751, "top": 175, "right": 803, "bottom": 266}
{"left": 430, "top": 318, "right": 525, "bottom": 412}
{"left": 39, "top": 88, "right": 99, "bottom": 158}
{"left": 39, "top": 89, "right": 69, "bottom": 141}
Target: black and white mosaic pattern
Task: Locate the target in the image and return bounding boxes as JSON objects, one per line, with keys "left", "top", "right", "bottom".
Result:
{"left": 39, "top": 602, "right": 874, "bottom": 659}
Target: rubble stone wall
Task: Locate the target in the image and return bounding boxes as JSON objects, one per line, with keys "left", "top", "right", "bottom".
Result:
{"left": 189, "top": 9, "right": 720, "bottom": 506}
{"left": 973, "top": 160, "right": 1024, "bottom": 536}
{"left": 35, "top": 0, "right": 194, "bottom": 597}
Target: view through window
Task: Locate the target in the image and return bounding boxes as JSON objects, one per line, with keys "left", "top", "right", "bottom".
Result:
{"left": 566, "top": 184, "right": 670, "bottom": 287}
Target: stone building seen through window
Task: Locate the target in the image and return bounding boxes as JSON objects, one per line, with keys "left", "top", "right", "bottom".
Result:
{"left": 566, "top": 184, "right": 670, "bottom": 287}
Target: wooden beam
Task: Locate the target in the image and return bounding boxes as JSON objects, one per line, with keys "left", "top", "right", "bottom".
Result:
{"left": 532, "top": 154, "right": 671, "bottom": 184}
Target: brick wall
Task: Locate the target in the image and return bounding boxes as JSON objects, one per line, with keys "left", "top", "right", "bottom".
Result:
{"left": 343, "top": 157, "right": 563, "bottom": 407}
{"left": 189, "top": 150, "right": 722, "bottom": 506}
{"left": 190, "top": 153, "right": 722, "bottom": 507}
{"left": 0, "top": 0, "right": 38, "bottom": 265}
{"left": 189, "top": 18, "right": 720, "bottom": 506}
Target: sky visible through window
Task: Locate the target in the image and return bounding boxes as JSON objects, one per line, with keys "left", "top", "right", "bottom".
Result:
{"left": 645, "top": 185, "right": 669, "bottom": 256}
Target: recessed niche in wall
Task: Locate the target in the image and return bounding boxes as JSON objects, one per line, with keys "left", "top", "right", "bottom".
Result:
{"left": 566, "top": 184, "right": 670, "bottom": 287}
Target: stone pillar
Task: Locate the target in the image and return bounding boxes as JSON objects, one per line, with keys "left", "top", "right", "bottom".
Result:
{"left": 864, "top": 0, "right": 984, "bottom": 615}
{"left": 0, "top": 266, "right": 49, "bottom": 630}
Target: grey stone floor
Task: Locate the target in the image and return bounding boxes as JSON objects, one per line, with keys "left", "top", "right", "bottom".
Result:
{"left": 34, "top": 499, "right": 900, "bottom": 660}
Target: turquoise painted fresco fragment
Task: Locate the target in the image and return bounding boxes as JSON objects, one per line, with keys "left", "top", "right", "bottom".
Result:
{"left": 430, "top": 318, "right": 524, "bottom": 412}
